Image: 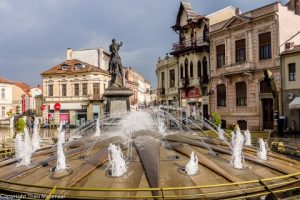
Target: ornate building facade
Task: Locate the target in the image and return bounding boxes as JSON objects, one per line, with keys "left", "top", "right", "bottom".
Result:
{"left": 209, "top": 2, "right": 300, "bottom": 130}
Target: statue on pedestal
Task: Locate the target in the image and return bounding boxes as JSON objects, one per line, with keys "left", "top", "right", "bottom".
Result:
{"left": 108, "top": 39, "right": 124, "bottom": 87}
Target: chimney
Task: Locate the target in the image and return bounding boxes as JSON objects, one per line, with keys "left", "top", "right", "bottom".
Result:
{"left": 67, "top": 48, "right": 72, "bottom": 60}
{"left": 235, "top": 8, "right": 241, "bottom": 15}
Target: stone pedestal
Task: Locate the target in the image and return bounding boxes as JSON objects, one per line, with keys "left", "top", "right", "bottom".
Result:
{"left": 103, "top": 87, "right": 133, "bottom": 118}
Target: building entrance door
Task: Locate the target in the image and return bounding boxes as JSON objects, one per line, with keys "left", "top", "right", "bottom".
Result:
{"left": 262, "top": 98, "right": 273, "bottom": 129}
{"left": 203, "top": 104, "right": 209, "bottom": 119}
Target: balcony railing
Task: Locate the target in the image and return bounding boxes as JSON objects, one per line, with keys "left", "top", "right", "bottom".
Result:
{"left": 181, "top": 78, "right": 190, "bottom": 88}
{"left": 172, "top": 37, "right": 209, "bottom": 52}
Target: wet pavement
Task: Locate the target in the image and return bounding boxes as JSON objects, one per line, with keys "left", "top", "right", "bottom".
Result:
{"left": 270, "top": 136, "right": 300, "bottom": 160}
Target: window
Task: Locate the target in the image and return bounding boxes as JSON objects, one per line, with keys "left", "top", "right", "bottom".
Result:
{"left": 259, "top": 32, "right": 272, "bottom": 60}
{"left": 190, "top": 61, "right": 194, "bottom": 77}
{"left": 61, "top": 64, "right": 68, "bottom": 70}
{"left": 180, "top": 64, "right": 184, "bottom": 79}
{"left": 1, "top": 88, "right": 5, "bottom": 99}
{"left": 48, "top": 84, "right": 53, "bottom": 97}
{"left": 184, "top": 59, "right": 189, "bottom": 78}
{"left": 288, "top": 63, "right": 296, "bottom": 81}
{"left": 75, "top": 63, "right": 82, "bottom": 70}
{"left": 1, "top": 107, "right": 5, "bottom": 117}
{"left": 82, "top": 83, "right": 88, "bottom": 96}
{"left": 169, "top": 69, "right": 175, "bottom": 88}
{"left": 203, "top": 25, "right": 209, "bottom": 42}
{"left": 197, "top": 61, "right": 201, "bottom": 77}
{"left": 216, "top": 44, "right": 225, "bottom": 67}
{"left": 236, "top": 82, "right": 247, "bottom": 106}
{"left": 74, "top": 83, "right": 79, "bottom": 96}
{"left": 237, "top": 120, "right": 247, "bottom": 130}
{"left": 93, "top": 83, "right": 100, "bottom": 95}
{"left": 161, "top": 72, "right": 165, "bottom": 88}
{"left": 235, "top": 39, "right": 246, "bottom": 63}
{"left": 61, "top": 84, "right": 67, "bottom": 97}
{"left": 217, "top": 84, "right": 226, "bottom": 106}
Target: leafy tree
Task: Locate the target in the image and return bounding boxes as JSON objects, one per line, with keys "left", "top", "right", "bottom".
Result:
{"left": 211, "top": 112, "right": 221, "bottom": 127}
{"left": 15, "top": 117, "right": 26, "bottom": 134}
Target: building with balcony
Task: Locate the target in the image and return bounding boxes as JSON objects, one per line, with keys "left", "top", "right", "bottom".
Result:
{"left": 209, "top": 1, "right": 300, "bottom": 130}
{"left": 41, "top": 59, "right": 110, "bottom": 126}
{"left": 281, "top": 37, "right": 300, "bottom": 133}
{"left": 156, "top": 2, "right": 235, "bottom": 117}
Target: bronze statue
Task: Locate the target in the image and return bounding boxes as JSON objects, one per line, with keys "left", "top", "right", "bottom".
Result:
{"left": 108, "top": 39, "right": 124, "bottom": 87}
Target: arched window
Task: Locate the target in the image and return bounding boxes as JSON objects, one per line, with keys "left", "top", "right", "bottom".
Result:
{"left": 197, "top": 60, "right": 201, "bottom": 77}
{"left": 217, "top": 84, "right": 226, "bottom": 106}
{"left": 190, "top": 61, "right": 194, "bottom": 77}
{"left": 180, "top": 64, "right": 183, "bottom": 79}
{"left": 184, "top": 59, "right": 188, "bottom": 78}
{"left": 236, "top": 82, "right": 247, "bottom": 106}
{"left": 237, "top": 120, "right": 247, "bottom": 130}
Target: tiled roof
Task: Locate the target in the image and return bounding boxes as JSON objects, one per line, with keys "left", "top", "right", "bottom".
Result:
{"left": 281, "top": 45, "right": 300, "bottom": 55}
{"left": 13, "top": 82, "right": 32, "bottom": 97}
{"left": 0, "top": 77, "right": 13, "bottom": 84}
{"left": 41, "top": 59, "right": 109, "bottom": 76}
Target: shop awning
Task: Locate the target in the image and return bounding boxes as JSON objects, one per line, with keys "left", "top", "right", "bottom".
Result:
{"left": 49, "top": 103, "right": 84, "bottom": 110}
{"left": 289, "top": 97, "right": 300, "bottom": 109}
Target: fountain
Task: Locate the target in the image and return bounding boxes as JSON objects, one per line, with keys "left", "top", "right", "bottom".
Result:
{"left": 32, "top": 119, "right": 41, "bottom": 152}
{"left": 244, "top": 130, "right": 252, "bottom": 146}
{"left": 231, "top": 128, "right": 245, "bottom": 169}
{"left": 217, "top": 124, "right": 225, "bottom": 140}
{"left": 231, "top": 131, "right": 235, "bottom": 146}
{"left": 94, "top": 118, "right": 101, "bottom": 137}
{"left": 257, "top": 138, "right": 267, "bottom": 160}
{"left": 15, "top": 133, "right": 23, "bottom": 160}
{"left": 107, "top": 143, "right": 127, "bottom": 177}
{"left": 158, "top": 112, "right": 166, "bottom": 134}
{"left": 56, "top": 130, "right": 66, "bottom": 171}
{"left": 18, "top": 128, "right": 32, "bottom": 166}
{"left": 185, "top": 151, "right": 198, "bottom": 175}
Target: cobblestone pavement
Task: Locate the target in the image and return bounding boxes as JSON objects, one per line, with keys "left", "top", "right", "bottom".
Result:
{"left": 270, "top": 136, "right": 300, "bottom": 160}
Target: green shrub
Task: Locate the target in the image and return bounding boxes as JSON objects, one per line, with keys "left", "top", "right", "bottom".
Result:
{"left": 15, "top": 118, "right": 26, "bottom": 133}
{"left": 211, "top": 112, "right": 221, "bottom": 127}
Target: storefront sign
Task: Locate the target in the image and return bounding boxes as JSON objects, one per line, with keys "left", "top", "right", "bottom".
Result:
{"left": 187, "top": 87, "right": 201, "bottom": 98}
{"left": 181, "top": 87, "right": 201, "bottom": 99}
{"left": 54, "top": 103, "right": 61, "bottom": 111}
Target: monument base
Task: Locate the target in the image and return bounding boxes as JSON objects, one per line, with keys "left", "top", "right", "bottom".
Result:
{"left": 103, "top": 87, "right": 133, "bottom": 118}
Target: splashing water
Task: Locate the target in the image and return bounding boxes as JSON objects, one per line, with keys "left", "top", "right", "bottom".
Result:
{"left": 56, "top": 131, "right": 66, "bottom": 171}
{"left": 158, "top": 117, "right": 166, "bottom": 134}
{"left": 94, "top": 118, "right": 101, "bottom": 137}
{"left": 257, "top": 138, "right": 267, "bottom": 160}
{"left": 231, "top": 128, "right": 245, "bottom": 169}
{"left": 32, "top": 119, "right": 41, "bottom": 152}
{"left": 107, "top": 143, "right": 127, "bottom": 177}
{"left": 15, "top": 133, "right": 23, "bottom": 160}
{"left": 231, "top": 131, "right": 235, "bottom": 146}
{"left": 244, "top": 130, "right": 252, "bottom": 146}
{"left": 18, "top": 128, "right": 33, "bottom": 166}
{"left": 217, "top": 124, "right": 225, "bottom": 140}
{"left": 185, "top": 151, "right": 198, "bottom": 175}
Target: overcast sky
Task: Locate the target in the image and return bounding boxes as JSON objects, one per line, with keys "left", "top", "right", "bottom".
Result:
{"left": 0, "top": 0, "right": 287, "bottom": 87}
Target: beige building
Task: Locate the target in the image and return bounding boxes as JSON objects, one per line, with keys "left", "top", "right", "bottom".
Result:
{"left": 209, "top": 1, "right": 300, "bottom": 130}
{"left": 281, "top": 41, "right": 300, "bottom": 133}
{"left": 157, "top": 2, "right": 235, "bottom": 118}
{"left": 41, "top": 59, "right": 110, "bottom": 126}
{"left": 0, "top": 77, "right": 13, "bottom": 120}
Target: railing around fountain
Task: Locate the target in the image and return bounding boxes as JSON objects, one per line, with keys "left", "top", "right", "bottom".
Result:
{"left": 0, "top": 171, "right": 299, "bottom": 199}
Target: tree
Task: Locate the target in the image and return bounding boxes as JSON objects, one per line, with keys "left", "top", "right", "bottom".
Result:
{"left": 211, "top": 112, "right": 221, "bottom": 127}
{"left": 15, "top": 117, "right": 26, "bottom": 134}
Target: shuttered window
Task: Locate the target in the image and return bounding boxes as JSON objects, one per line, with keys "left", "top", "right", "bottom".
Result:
{"left": 236, "top": 82, "right": 247, "bottom": 106}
